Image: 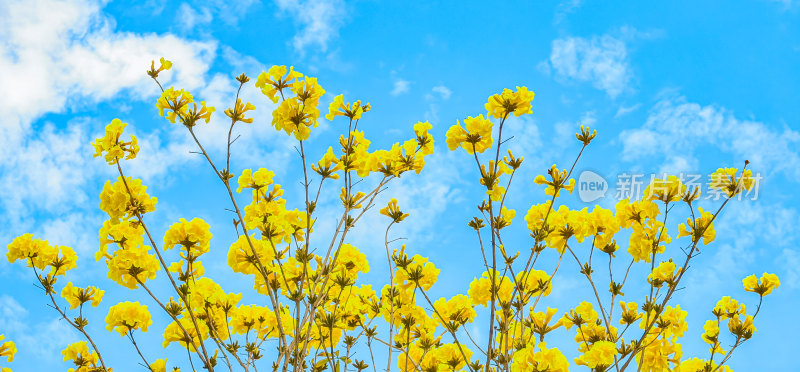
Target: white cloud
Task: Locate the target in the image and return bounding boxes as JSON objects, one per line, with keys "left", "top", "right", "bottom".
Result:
{"left": 391, "top": 79, "right": 411, "bottom": 96}
{"left": 545, "top": 33, "right": 632, "bottom": 98}
{"left": 175, "top": 0, "right": 260, "bottom": 31}
{"left": 430, "top": 85, "right": 452, "bottom": 100}
{"left": 176, "top": 3, "right": 213, "bottom": 30}
{"left": 619, "top": 93, "right": 800, "bottom": 180}
{"left": 275, "top": 0, "right": 347, "bottom": 55}
{"left": 0, "top": 0, "right": 218, "bottom": 244}
{"left": 615, "top": 103, "right": 641, "bottom": 118}
{"left": 554, "top": 0, "right": 582, "bottom": 24}
{"left": 0, "top": 0, "right": 216, "bottom": 147}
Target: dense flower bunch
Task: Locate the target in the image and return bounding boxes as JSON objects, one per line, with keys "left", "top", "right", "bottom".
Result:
{"left": 1, "top": 57, "right": 780, "bottom": 372}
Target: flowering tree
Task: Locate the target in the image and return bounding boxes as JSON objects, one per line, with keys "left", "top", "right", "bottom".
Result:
{"left": 1, "top": 58, "right": 780, "bottom": 372}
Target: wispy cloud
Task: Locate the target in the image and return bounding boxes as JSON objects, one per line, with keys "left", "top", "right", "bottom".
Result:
{"left": 391, "top": 79, "right": 411, "bottom": 96}
{"left": 615, "top": 103, "right": 641, "bottom": 118}
{"left": 429, "top": 85, "right": 452, "bottom": 100}
{"left": 275, "top": 0, "right": 347, "bottom": 55}
{"left": 553, "top": 0, "right": 582, "bottom": 24}
{"left": 619, "top": 92, "right": 800, "bottom": 180}
{"left": 542, "top": 32, "right": 632, "bottom": 98}
{"left": 0, "top": 0, "right": 216, "bottom": 140}
{"left": 0, "top": 0, "right": 216, "bottom": 247}
{"left": 176, "top": 3, "right": 213, "bottom": 30}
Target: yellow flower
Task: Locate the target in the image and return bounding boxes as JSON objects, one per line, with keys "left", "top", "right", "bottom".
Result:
{"left": 340, "top": 187, "right": 366, "bottom": 209}
{"left": 105, "top": 301, "right": 152, "bottom": 336}
{"left": 563, "top": 301, "right": 599, "bottom": 329}
{"left": 643, "top": 175, "right": 686, "bottom": 203}
{"left": 182, "top": 101, "right": 215, "bottom": 127}
{"left": 393, "top": 253, "right": 440, "bottom": 291}
{"left": 91, "top": 118, "right": 139, "bottom": 165}
{"left": 648, "top": 260, "right": 678, "bottom": 285}
{"left": 380, "top": 198, "right": 409, "bottom": 223}
{"left": 163, "top": 318, "right": 209, "bottom": 352}
{"left": 709, "top": 167, "right": 755, "bottom": 197}
{"left": 61, "top": 341, "right": 98, "bottom": 368}
{"left": 713, "top": 296, "right": 746, "bottom": 320}
{"left": 510, "top": 342, "right": 569, "bottom": 372}
{"left": 334, "top": 244, "right": 370, "bottom": 278}
{"left": 291, "top": 76, "right": 326, "bottom": 107}
{"left": 224, "top": 98, "right": 255, "bottom": 124}
{"left": 156, "top": 87, "right": 194, "bottom": 123}
{"left": 163, "top": 218, "right": 212, "bottom": 258}
{"left": 99, "top": 176, "right": 158, "bottom": 220}
{"left": 255, "top": 65, "right": 303, "bottom": 103}
{"left": 445, "top": 114, "right": 493, "bottom": 154}
{"left": 236, "top": 168, "right": 275, "bottom": 193}
{"left": 311, "top": 146, "right": 343, "bottom": 180}
{"left": 677, "top": 207, "right": 715, "bottom": 245}
{"left": 61, "top": 282, "right": 105, "bottom": 309}
{"left": 150, "top": 359, "right": 168, "bottom": 372}
{"left": 6, "top": 233, "right": 58, "bottom": 270}
{"left": 468, "top": 270, "right": 513, "bottom": 306}
{"left": 678, "top": 358, "right": 732, "bottom": 372}
{"left": 654, "top": 305, "right": 689, "bottom": 339}
{"left": 230, "top": 305, "right": 293, "bottom": 339}
{"left": 104, "top": 243, "right": 161, "bottom": 289}
{"left": 412, "top": 121, "right": 434, "bottom": 155}
{"left": 619, "top": 301, "right": 641, "bottom": 325}
{"left": 742, "top": 272, "right": 780, "bottom": 296}
{"left": 515, "top": 269, "right": 552, "bottom": 297}
{"left": 701, "top": 320, "right": 724, "bottom": 354}
{"left": 97, "top": 219, "right": 145, "bottom": 261}
{"left": 432, "top": 294, "right": 477, "bottom": 328}
{"left": 147, "top": 57, "right": 172, "bottom": 78}
{"left": 627, "top": 219, "right": 670, "bottom": 262}
{"left": 325, "top": 94, "right": 368, "bottom": 121}
{"left": 227, "top": 234, "right": 275, "bottom": 275}
{"left": 534, "top": 164, "right": 576, "bottom": 197}
{"left": 728, "top": 314, "right": 757, "bottom": 338}
{"left": 575, "top": 340, "right": 617, "bottom": 369}
{"left": 272, "top": 97, "right": 318, "bottom": 140}
{"left": 485, "top": 86, "right": 535, "bottom": 119}
{"left": 614, "top": 198, "right": 660, "bottom": 229}
{"left": 0, "top": 334, "right": 16, "bottom": 363}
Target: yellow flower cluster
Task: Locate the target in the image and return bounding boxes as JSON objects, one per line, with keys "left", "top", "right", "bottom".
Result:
{"left": 534, "top": 164, "right": 576, "bottom": 197}
{"left": 326, "top": 94, "right": 370, "bottom": 121}
{"left": 6, "top": 234, "right": 77, "bottom": 276}
{"left": 156, "top": 87, "right": 215, "bottom": 127}
{"left": 91, "top": 118, "right": 139, "bottom": 165}
{"left": 99, "top": 176, "right": 158, "bottom": 221}
{"left": 264, "top": 67, "right": 325, "bottom": 140}
{"left": 61, "top": 282, "right": 104, "bottom": 309}
{"left": 485, "top": 86, "right": 535, "bottom": 119}
{"left": 0, "top": 335, "right": 15, "bottom": 366}
{"left": 105, "top": 301, "right": 152, "bottom": 336}
{"left": 445, "top": 114, "right": 494, "bottom": 154}
{"left": 379, "top": 198, "right": 409, "bottom": 223}
{"left": 163, "top": 217, "right": 213, "bottom": 258}
{"left": 677, "top": 207, "right": 716, "bottom": 245}
{"left": 61, "top": 341, "right": 100, "bottom": 372}
{"left": 3, "top": 58, "right": 781, "bottom": 372}
{"left": 742, "top": 272, "right": 780, "bottom": 296}
{"left": 643, "top": 175, "right": 688, "bottom": 203}
{"left": 710, "top": 167, "right": 755, "bottom": 197}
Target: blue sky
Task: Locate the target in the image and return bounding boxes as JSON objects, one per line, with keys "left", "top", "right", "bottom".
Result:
{"left": 1, "top": 0, "right": 798, "bottom": 370}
